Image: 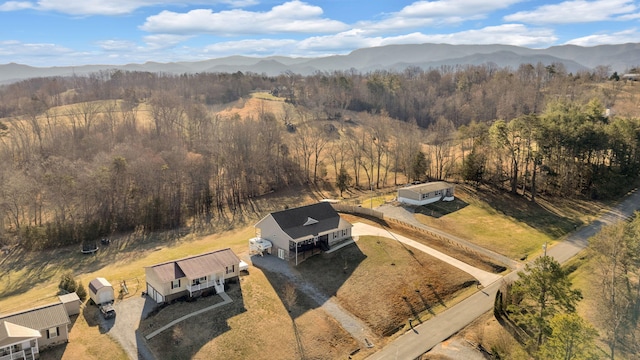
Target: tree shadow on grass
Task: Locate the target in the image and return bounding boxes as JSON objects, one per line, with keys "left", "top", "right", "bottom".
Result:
{"left": 0, "top": 230, "right": 186, "bottom": 300}
{"left": 462, "top": 185, "right": 582, "bottom": 238}
{"left": 415, "top": 197, "right": 469, "bottom": 219}
{"left": 139, "top": 280, "right": 246, "bottom": 360}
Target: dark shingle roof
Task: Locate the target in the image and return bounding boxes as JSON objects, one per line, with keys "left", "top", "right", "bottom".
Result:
{"left": 146, "top": 248, "right": 240, "bottom": 282}
{"left": 0, "top": 303, "right": 70, "bottom": 331}
{"left": 269, "top": 202, "right": 341, "bottom": 240}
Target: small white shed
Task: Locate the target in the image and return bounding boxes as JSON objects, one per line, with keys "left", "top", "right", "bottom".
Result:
{"left": 58, "top": 292, "right": 81, "bottom": 316}
{"left": 88, "top": 277, "right": 114, "bottom": 305}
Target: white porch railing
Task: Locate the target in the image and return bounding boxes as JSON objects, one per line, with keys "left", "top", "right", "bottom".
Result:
{"left": 187, "top": 279, "right": 224, "bottom": 294}
{"left": 0, "top": 348, "right": 35, "bottom": 360}
{"left": 186, "top": 280, "right": 214, "bottom": 293}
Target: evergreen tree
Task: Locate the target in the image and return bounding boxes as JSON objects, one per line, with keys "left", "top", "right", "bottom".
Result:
{"left": 336, "top": 166, "right": 352, "bottom": 197}
{"left": 508, "top": 256, "right": 583, "bottom": 349}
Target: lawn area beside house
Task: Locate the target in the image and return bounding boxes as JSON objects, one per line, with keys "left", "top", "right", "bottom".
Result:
{"left": 413, "top": 185, "right": 602, "bottom": 260}
{"left": 296, "top": 235, "right": 476, "bottom": 339}
{"left": 143, "top": 265, "right": 358, "bottom": 360}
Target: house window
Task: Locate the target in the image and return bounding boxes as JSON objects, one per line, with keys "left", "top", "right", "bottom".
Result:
{"left": 226, "top": 265, "right": 235, "bottom": 274}
{"left": 171, "top": 279, "right": 181, "bottom": 289}
{"left": 47, "top": 327, "right": 59, "bottom": 339}
{"left": 342, "top": 229, "right": 347, "bottom": 237}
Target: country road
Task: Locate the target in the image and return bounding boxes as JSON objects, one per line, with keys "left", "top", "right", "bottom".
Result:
{"left": 366, "top": 188, "right": 640, "bottom": 360}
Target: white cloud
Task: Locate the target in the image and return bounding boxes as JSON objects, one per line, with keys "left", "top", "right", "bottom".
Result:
{"left": 141, "top": 1, "right": 348, "bottom": 35}
{"left": 194, "top": 24, "right": 558, "bottom": 59}
{"left": 355, "top": 0, "right": 524, "bottom": 34}
{"left": 0, "top": 0, "right": 258, "bottom": 16}
{"left": 565, "top": 28, "right": 640, "bottom": 46}
{"left": 143, "top": 34, "right": 194, "bottom": 49}
{"left": 399, "top": 0, "right": 523, "bottom": 17}
{"left": 204, "top": 38, "right": 297, "bottom": 56}
{"left": 0, "top": 40, "right": 75, "bottom": 65}
{"left": 504, "top": 0, "right": 637, "bottom": 24}
{"left": 0, "top": 1, "right": 34, "bottom": 11}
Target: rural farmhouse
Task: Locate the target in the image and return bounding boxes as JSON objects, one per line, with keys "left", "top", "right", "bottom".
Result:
{"left": 145, "top": 248, "right": 240, "bottom": 304}
{"left": 254, "top": 202, "right": 353, "bottom": 265}
{"left": 0, "top": 301, "right": 71, "bottom": 359}
{"left": 397, "top": 181, "right": 455, "bottom": 206}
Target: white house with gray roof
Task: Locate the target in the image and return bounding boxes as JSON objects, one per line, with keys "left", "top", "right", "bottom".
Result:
{"left": 145, "top": 248, "right": 240, "bottom": 304}
{"left": 254, "top": 202, "right": 353, "bottom": 265}
{"left": 0, "top": 302, "right": 71, "bottom": 359}
{"left": 397, "top": 181, "right": 455, "bottom": 206}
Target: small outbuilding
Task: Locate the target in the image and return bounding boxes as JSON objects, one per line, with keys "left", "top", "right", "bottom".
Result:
{"left": 88, "top": 278, "right": 114, "bottom": 306}
{"left": 397, "top": 181, "right": 455, "bottom": 206}
{"left": 58, "top": 293, "right": 81, "bottom": 316}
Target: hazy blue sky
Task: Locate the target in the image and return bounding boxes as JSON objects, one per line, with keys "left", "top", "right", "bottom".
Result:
{"left": 1, "top": 0, "right": 639, "bottom": 66}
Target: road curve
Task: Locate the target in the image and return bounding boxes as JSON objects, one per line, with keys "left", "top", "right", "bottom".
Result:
{"left": 352, "top": 223, "right": 502, "bottom": 287}
{"left": 366, "top": 188, "right": 640, "bottom": 360}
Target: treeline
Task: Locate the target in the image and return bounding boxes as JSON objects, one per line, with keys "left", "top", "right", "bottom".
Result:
{"left": 0, "top": 65, "right": 638, "bottom": 250}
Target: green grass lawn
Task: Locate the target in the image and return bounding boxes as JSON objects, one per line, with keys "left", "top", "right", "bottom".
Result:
{"left": 414, "top": 185, "right": 591, "bottom": 260}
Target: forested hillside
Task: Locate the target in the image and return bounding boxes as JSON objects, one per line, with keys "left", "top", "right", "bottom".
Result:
{"left": 0, "top": 64, "right": 639, "bottom": 250}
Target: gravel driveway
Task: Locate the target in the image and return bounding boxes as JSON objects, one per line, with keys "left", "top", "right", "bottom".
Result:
{"left": 99, "top": 295, "right": 157, "bottom": 360}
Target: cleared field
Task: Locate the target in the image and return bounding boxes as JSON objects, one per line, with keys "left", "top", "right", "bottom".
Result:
{"left": 413, "top": 185, "right": 601, "bottom": 260}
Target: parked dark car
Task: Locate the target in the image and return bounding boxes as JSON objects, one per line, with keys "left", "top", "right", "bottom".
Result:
{"left": 100, "top": 303, "right": 116, "bottom": 319}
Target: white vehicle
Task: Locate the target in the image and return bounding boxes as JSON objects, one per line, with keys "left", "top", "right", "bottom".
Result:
{"left": 249, "top": 237, "right": 272, "bottom": 255}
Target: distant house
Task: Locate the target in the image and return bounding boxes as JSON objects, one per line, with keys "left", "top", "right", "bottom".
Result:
{"left": 622, "top": 73, "right": 639, "bottom": 81}
{"left": 254, "top": 202, "right": 353, "bottom": 265}
{"left": 0, "top": 302, "right": 71, "bottom": 358}
{"left": 145, "top": 248, "right": 241, "bottom": 304}
{"left": 397, "top": 181, "right": 455, "bottom": 206}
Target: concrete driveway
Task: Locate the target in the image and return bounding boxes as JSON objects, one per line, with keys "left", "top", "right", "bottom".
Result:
{"left": 352, "top": 223, "right": 502, "bottom": 287}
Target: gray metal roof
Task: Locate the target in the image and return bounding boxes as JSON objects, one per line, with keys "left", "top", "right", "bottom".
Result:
{"left": 146, "top": 248, "right": 240, "bottom": 282}
{"left": 400, "top": 181, "right": 453, "bottom": 194}
{"left": 58, "top": 292, "right": 80, "bottom": 304}
{"left": 267, "top": 202, "right": 343, "bottom": 240}
{"left": 0, "top": 303, "right": 70, "bottom": 331}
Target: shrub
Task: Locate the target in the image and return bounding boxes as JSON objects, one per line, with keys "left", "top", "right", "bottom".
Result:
{"left": 76, "top": 281, "right": 88, "bottom": 301}
{"left": 59, "top": 272, "right": 77, "bottom": 294}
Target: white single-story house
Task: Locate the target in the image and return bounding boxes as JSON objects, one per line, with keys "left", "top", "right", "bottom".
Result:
{"left": 0, "top": 302, "right": 71, "bottom": 358}
{"left": 145, "top": 248, "right": 240, "bottom": 304}
{"left": 254, "top": 202, "right": 353, "bottom": 265}
{"left": 88, "top": 277, "right": 114, "bottom": 306}
{"left": 397, "top": 181, "right": 455, "bottom": 206}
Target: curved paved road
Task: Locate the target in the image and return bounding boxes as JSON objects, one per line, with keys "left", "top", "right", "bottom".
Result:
{"left": 367, "top": 188, "right": 640, "bottom": 360}
{"left": 377, "top": 204, "right": 520, "bottom": 269}
{"left": 352, "top": 223, "right": 501, "bottom": 287}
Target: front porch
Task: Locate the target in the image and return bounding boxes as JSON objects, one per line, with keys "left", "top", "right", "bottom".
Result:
{"left": 0, "top": 346, "right": 38, "bottom": 360}
{"left": 186, "top": 278, "right": 224, "bottom": 296}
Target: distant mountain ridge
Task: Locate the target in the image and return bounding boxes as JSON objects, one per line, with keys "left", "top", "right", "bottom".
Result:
{"left": 1, "top": 43, "right": 639, "bottom": 84}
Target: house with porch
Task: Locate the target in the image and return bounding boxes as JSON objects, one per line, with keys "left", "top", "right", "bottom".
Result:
{"left": 254, "top": 202, "right": 353, "bottom": 265}
{"left": 0, "top": 302, "right": 71, "bottom": 360}
{"left": 145, "top": 248, "right": 241, "bottom": 304}
{"left": 397, "top": 181, "right": 455, "bottom": 206}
